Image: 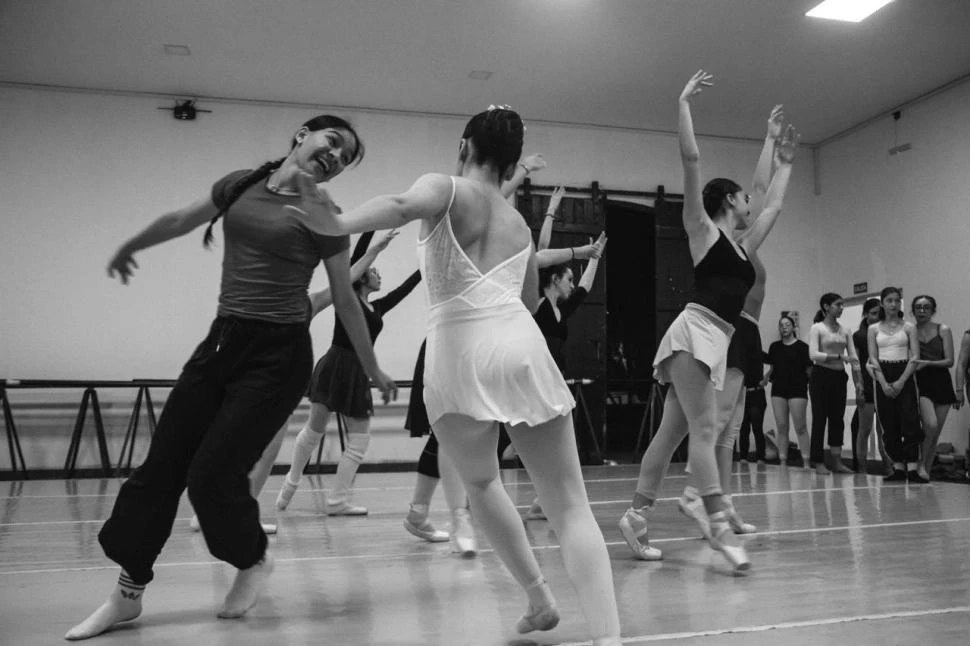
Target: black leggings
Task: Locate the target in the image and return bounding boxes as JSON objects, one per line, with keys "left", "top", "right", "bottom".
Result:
{"left": 100, "top": 317, "right": 312, "bottom": 585}
{"left": 809, "top": 366, "right": 848, "bottom": 464}
{"left": 876, "top": 361, "right": 923, "bottom": 463}
{"left": 417, "top": 425, "right": 513, "bottom": 479}
{"left": 738, "top": 389, "right": 766, "bottom": 461}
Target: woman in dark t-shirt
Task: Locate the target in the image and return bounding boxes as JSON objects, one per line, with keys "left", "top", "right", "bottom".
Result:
{"left": 764, "top": 315, "right": 812, "bottom": 466}
{"left": 69, "top": 115, "right": 395, "bottom": 640}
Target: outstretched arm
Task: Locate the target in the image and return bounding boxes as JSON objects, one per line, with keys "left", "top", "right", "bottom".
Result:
{"left": 289, "top": 172, "right": 453, "bottom": 235}
{"left": 537, "top": 186, "right": 565, "bottom": 250}
{"left": 751, "top": 105, "right": 785, "bottom": 198}
{"left": 678, "top": 70, "right": 719, "bottom": 261}
{"left": 374, "top": 271, "right": 422, "bottom": 315}
{"left": 501, "top": 153, "right": 546, "bottom": 199}
{"left": 535, "top": 238, "right": 601, "bottom": 268}
{"left": 740, "top": 124, "right": 799, "bottom": 255}
{"left": 107, "top": 196, "right": 219, "bottom": 284}
{"left": 577, "top": 233, "right": 607, "bottom": 292}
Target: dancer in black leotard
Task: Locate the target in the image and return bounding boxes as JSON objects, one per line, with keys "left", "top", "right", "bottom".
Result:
{"left": 276, "top": 231, "right": 421, "bottom": 515}
{"left": 912, "top": 295, "right": 956, "bottom": 480}
{"left": 620, "top": 71, "right": 770, "bottom": 571}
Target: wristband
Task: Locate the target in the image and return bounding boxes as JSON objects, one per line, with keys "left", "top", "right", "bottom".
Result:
{"left": 519, "top": 162, "right": 530, "bottom": 175}
{"left": 570, "top": 248, "right": 576, "bottom": 260}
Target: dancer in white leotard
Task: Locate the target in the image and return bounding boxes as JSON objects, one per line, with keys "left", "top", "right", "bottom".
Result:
{"left": 289, "top": 107, "right": 621, "bottom": 645}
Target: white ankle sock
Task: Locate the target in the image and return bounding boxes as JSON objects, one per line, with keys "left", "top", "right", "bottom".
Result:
{"left": 65, "top": 572, "right": 144, "bottom": 640}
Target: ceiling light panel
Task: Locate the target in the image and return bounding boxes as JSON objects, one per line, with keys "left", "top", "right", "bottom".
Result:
{"left": 806, "top": 0, "right": 895, "bottom": 23}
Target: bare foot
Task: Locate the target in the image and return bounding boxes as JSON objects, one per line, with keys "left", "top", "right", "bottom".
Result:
{"left": 218, "top": 551, "right": 275, "bottom": 619}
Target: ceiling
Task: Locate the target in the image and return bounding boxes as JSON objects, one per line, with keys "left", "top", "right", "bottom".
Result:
{"left": 2, "top": 0, "right": 969, "bottom": 144}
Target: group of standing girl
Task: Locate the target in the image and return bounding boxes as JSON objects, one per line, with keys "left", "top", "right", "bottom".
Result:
{"left": 764, "top": 286, "right": 961, "bottom": 484}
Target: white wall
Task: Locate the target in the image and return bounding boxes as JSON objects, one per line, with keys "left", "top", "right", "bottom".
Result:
{"left": 1, "top": 85, "right": 822, "bottom": 381}
{"left": 0, "top": 85, "right": 823, "bottom": 468}
{"left": 816, "top": 79, "right": 970, "bottom": 452}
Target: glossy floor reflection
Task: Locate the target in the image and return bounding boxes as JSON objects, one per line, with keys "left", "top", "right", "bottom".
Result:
{"left": 1, "top": 464, "right": 968, "bottom": 645}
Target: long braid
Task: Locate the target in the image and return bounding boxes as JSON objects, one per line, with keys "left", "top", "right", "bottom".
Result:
{"left": 202, "top": 157, "right": 286, "bottom": 248}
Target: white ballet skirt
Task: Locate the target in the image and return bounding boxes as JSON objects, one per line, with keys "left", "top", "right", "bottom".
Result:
{"left": 653, "top": 303, "right": 734, "bottom": 391}
{"left": 418, "top": 178, "right": 575, "bottom": 427}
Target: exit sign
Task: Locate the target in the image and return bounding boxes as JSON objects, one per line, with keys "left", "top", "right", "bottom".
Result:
{"left": 853, "top": 282, "right": 868, "bottom": 294}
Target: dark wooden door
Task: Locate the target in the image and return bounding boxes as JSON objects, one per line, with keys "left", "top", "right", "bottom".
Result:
{"left": 654, "top": 197, "right": 691, "bottom": 346}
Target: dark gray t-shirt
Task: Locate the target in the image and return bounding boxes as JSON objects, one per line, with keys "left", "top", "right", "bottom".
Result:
{"left": 211, "top": 169, "right": 350, "bottom": 324}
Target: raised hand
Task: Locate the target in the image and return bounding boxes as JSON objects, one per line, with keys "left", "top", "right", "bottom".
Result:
{"left": 680, "top": 70, "right": 714, "bottom": 103}
{"left": 767, "top": 105, "right": 785, "bottom": 139}
{"left": 107, "top": 248, "right": 138, "bottom": 285}
{"left": 775, "top": 124, "right": 800, "bottom": 164}
{"left": 589, "top": 232, "right": 607, "bottom": 259}
{"left": 373, "top": 229, "right": 399, "bottom": 252}
{"left": 520, "top": 153, "right": 547, "bottom": 173}
{"left": 546, "top": 186, "right": 566, "bottom": 216}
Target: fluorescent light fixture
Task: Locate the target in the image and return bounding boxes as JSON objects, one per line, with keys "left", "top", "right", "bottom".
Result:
{"left": 806, "top": 0, "right": 895, "bottom": 22}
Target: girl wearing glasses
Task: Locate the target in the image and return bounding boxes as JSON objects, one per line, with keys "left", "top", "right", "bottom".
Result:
{"left": 911, "top": 295, "right": 956, "bottom": 481}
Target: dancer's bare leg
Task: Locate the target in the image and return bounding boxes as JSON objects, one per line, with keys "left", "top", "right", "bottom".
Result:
{"left": 789, "top": 398, "right": 811, "bottom": 466}
{"left": 771, "top": 397, "right": 791, "bottom": 465}
{"left": 435, "top": 412, "right": 621, "bottom": 643}
{"left": 919, "top": 398, "right": 949, "bottom": 478}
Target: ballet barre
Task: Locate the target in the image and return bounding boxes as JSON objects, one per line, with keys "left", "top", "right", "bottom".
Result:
{"left": 0, "top": 379, "right": 416, "bottom": 479}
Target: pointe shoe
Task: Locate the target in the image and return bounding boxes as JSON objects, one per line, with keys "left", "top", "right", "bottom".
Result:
{"left": 709, "top": 512, "right": 751, "bottom": 572}
{"left": 450, "top": 508, "right": 477, "bottom": 557}
{"left": 677, "top": 491, "right": 712, "bottom": 540}
{"left": 275, "top": 478, "right": 298, "bottom": 511}
{"left": 618, "top": 507, "right": 663, "bottom": 561}
{"left": 403, "top": 504, "right": 450, "bottom": 542}
{"left": 524, "top": 501, "right": 547, "bottom": 521}
{"left": 325, "top": 499, "right": 368, "bottom": 516}
{"left": 723, "top": 496, "right": 756, "bottom": 534}
{"left": 218, "top": 551, "right": 274, "bottom": 619}
{"left": 516, "top": 604, "right": 560, "bottom": 634}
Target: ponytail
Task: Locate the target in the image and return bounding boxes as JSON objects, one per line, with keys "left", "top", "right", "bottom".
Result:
{"left": 203, "top": 158, "right": 286, "bottom": 248}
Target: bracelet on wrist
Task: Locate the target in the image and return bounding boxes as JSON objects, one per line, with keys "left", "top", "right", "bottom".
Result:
{"left": 570, "top": 247, "right": 576, "bottom": 260}
{"left": 518, "top": 162, "right": 530, "bottom": 175}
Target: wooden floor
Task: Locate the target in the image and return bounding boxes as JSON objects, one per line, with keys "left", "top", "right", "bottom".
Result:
{"left": 1, "top": 464, "right": 969, "bottom": 645}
